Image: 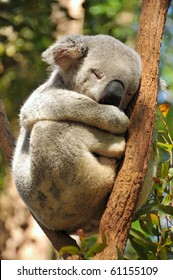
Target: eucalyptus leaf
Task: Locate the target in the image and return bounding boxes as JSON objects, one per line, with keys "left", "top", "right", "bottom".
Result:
{"left": 159, "top": 205, "right": 173, "bottom": 216}
{"left": 59, "top": 246, "right": 80, "bottom": 257}
{"left": 157, "top": 142, "right": 173, "bottom": 152}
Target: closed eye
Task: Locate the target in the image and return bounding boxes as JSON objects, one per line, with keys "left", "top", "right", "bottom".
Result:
{"left": 91, "top": 69, "right": 102, "bottom": 80}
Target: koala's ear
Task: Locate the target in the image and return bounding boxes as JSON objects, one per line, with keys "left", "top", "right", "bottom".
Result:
{"left": 42, "top": 35, "right": 88, "bottom": 70}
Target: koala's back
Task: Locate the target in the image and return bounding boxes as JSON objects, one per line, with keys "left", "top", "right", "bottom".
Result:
{"left": 13, "top": 120, "right": 117, "bottom": 233}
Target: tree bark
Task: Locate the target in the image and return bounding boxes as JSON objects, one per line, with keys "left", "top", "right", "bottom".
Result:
{"left": 31, "top": 212, "right": 78, "bottom": 258}
{"left": 0, "top": 96, "right": 15, "bottom": 164}
{"left": 94, "top": 0, "right": 171, "bottom": 260}
{"left": 51, "top": 0, "right": 85, "bottom": 37}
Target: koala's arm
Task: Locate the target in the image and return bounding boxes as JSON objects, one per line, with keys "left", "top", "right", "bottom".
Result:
{"left": 20, "top": 85, "right": 129, "bottom": 135}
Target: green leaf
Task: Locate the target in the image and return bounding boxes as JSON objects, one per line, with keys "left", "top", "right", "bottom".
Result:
{"left": 79, "top": 234, "right": 98, "bottom": 254}
{"left": 138, "top": 214, "right": 159, "bottom": 236}
{"left": 84, "top": 234, "right": 107, "bottom": 259}
{"left": 158, "top": 161, "right": 169, "bottom": 178}
{"left": 130, "top": 228, "right": 151, "bottom": 243}
{"left": 84, "top": 234, "right": 98, "bottom": 249}
{"left": 164, "top": 237, "right": 173, "bottom": 246}
{"left": 59, "top": 246, "right": 80, "bottom": 257}
{"left": 139, "top": 220, "right": 153, "bottom": 235}
{"left": 134, "top": 201, "right": 158, "bottom": 220}
{"left": 149, "top": 213, "right": 159, "bottom": 226}
{"left": 159, "top": 205, "right": 173, "bottom": 216}
{"left": 129, "top": 235, "right": 147, "bottom": 259}
{"left": 130, "top": 228, "right": 156, "bottom": 251}
{"left": 168, "top": 167, "right": 173, "bottom": 177}
{"left": 157, "top": 142, "right": 173, "bottom": 152}
{"left": 147, "top": 252, "right": 156, "bottom": 260}
{"left": 162, "top": 194, "right": 171, "bottom": 205}
{"left": 159, "top": 246, "right": 168, "bottom": 260}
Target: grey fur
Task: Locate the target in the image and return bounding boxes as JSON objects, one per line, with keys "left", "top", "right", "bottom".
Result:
{"left": 13, "top": 35, "right": 142, "bottom": 233}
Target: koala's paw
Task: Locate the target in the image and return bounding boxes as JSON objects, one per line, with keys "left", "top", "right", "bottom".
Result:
{"left": 99, "top": 105, "right": 129, "bottom": 134}
{"left": 109, "top": 136, "right": 126, "bottom": 159}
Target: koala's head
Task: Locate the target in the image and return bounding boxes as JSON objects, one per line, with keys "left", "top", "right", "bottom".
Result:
{"left": 42, "top": 34, "right": 142, "bottom": 110}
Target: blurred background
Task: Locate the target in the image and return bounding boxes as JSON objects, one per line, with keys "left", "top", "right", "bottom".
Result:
{"left": 0, "top": 0, "right": 173, "bottom": 259}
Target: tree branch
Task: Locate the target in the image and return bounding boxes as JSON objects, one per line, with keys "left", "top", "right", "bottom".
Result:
{"left": 0, "top": 96, "right": 15, "bottom": 164}
{"left": 94, "top": 0, "right": 171, "bottom": 260}
{"left": 31, "top": 212, "right": 78, "bottom": 258}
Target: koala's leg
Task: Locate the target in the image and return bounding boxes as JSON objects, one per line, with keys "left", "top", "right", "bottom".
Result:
{"left": 13, "top": 127, "right": 35, "bottom": 207}
{"left": 75, "top": 122, "right": 126, "bottom": 169}
{"left": 80, "top": 125, "right": 126, "bottom": 160}
{"left": 15, "top": 120, "right": 123, "bottom": 232}
{"left": 29, "top": 120, "right": 122, "bottom": 187}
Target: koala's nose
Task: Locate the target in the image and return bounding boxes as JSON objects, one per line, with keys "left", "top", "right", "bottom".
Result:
{"left": 99, "top": 80, "right": 124, "bottom": 107}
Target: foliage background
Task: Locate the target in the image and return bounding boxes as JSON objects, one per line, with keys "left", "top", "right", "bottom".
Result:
{"left": 0, "top": 0, "right": 173, "bottom": 259}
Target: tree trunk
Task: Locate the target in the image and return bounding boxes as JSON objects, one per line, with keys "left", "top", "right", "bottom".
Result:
{"left": 0, "top": 96, "right": 15, "bottom": 164}
{"left": 51, "top": 0, "right": 85, "bottom": 37}
{"left": 94, "top": 0, "right": 171, "bottom": 260}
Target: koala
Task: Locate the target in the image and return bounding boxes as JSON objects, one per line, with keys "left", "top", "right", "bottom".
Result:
{"left": 12, "top": 35, "right": 142, "bottom": 234}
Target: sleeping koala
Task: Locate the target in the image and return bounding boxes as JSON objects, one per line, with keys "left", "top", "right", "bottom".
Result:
{"left": 12, "top": 35, "right": 142, "bottom": 233}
